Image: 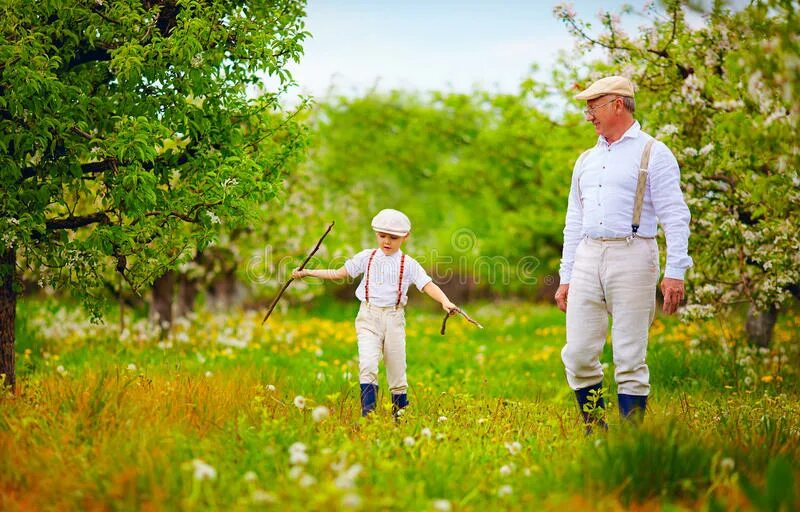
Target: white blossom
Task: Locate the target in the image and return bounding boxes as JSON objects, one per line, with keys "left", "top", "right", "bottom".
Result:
{"left": 403, "top": 436, "right": 416, "bottom": 447}
{"left": 294, "top": 395, "right": 306, "bottom": 409}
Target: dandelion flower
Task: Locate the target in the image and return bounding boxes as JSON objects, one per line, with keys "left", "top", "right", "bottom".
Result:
{"left": 720, "top": 457, "right": 735, "bottom": 472}
{"left": 505, "top": 441, "right": 522, "bottom": 456}
{"left": 56, "top": 365, "right": 67, "bottom": 375}
{"left": 498, "top": 484, "right": 513, "bottom": 497}
{"left": 341, "top": 493, "right": 362, "bottom": 508}
{"left": 243, "top": 471, "right": 258, "bottom": 482}
{"left": 250, "top": 489, "right": 276, "bottom": 504}
{"left": 312, "top": 406, "right": 330, "bottom": 423}
{"left": 403, "top": 436, "right": 416, "bottom": 447}
{"left": 432, "top": 499, "right": 452, "bottom": 511}
{"left": 500, "top": 464, "right": 513, "bottom": 476}
{"left": 126, "top": 363, "right": 137, "bottom": 371}
{"left": 191, "top": 459, "right": 217, "bottom": 481}
{"left": 299, "top": 474, "right": 316, "bottom": 487}
{"left": 437, "top": 416, "right": 447, "bottom": 423}
{"left": 294, "top": 395, "right": 306, "bottom": 409}
{"left": 421, "top": 427, "right": 432, "bottom": 438}
{"left": 266, "top": 384, "right": 276, "bottom": 392}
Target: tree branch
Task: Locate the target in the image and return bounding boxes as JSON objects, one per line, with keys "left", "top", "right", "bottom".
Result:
{"left": 67, "top": 48, "right": 112, "bottom": 70}
{"left": 46, "top": 212, "right": 110, "bottom": 231}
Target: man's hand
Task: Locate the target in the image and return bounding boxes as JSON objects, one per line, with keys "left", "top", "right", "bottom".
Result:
{"left": 660, "top": 278, "right": 684, "bottom": 315}
{"left": 555, "top": 284, "right": 569, "bottom": 313}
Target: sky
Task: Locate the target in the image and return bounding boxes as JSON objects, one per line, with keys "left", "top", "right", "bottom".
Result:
{"left": 281, "top": 0, "right": 692, "bottom": 101}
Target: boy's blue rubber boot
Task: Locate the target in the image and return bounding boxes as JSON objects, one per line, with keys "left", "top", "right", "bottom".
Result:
{"left": 360, "top": 383, "right": 378, "bottom": 417}
{"left": 618, "top": 394, "right": 647, "bottom": 422}
{"left": 575, "top": 382, "right": 608, "bottom": 434}
{"left": 391, "top": 393, "right": 408, "bottom": 419}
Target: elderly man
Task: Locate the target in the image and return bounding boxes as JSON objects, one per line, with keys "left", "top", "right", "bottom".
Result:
{"left": 555, "top": 76, "right": 692, "bottom": 431}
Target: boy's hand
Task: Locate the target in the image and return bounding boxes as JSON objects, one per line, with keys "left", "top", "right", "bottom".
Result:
{"left": 443, "top": 301, "right": 458, "bottom": 315}
{"left": 291, "top": 268, "right": 308, "bottom": 279}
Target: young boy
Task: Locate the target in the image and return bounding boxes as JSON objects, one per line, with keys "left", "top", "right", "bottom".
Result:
{"left": 292, "top": 209, "right": 457, "bottom": 417}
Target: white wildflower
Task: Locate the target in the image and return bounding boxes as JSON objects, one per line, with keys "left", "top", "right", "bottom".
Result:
{"left": 341, "top": 493, "right": 362, "bottom": 508}
{"left": 250, "top": 489, "right": 276, "bottom": 504}
{"left": 243, "top": 471, "right": 258, "bottom": 482}
{"left": 432, "top": 499, "right": 452, "bottom": 512}
{"left": 720, "top": 457, "right": 735, "bottom": 472}
{"left": 500, "top": 464, "right": 513, "bottom": 476}
{"left": 299, "top": 474, "right": 316, "bottom": 487}
{"left": 266, "top": 384, "right": 276, "bottom": 392}
{"left": 421, "top": 427, "right": 432, "bottom": 438}
{"left": 498, "top": 484, "right": 513, "bottom": 497}
{"left": 294, "top": 395, "right": 306, "bottom": 410}
{"left": 312, "top": 406, "right": 330, "bottom": 423}
{"left": 191, "top": 459, "right": 217, "bottom": 481}
{"left": 56, "top": 365, "right": 67, "bottom": 375}
{"left": 505, "top": 441, "right": 522, "bottom": 456}
{"left": 437, "top": 416, "right": 447, "bottom": 423}
{"left": 126, "top": 363, "right": 137, "bottom": 371}
{"left": 403, "top": 436, "right": 416, "bottom": 447}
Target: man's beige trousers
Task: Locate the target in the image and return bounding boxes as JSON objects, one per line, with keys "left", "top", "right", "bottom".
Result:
{"left": 562, "top": 237, "right": 660, "bottom": 396}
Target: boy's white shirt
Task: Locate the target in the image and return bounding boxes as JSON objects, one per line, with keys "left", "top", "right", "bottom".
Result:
{"left": 345, "top": 249, "right": 432, "bottom": 307}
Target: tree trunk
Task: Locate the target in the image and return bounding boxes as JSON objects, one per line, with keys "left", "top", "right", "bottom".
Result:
{"left": 150, "top": 270, "right": 176, "bottom": 331}
{"left": 0, "top": 247, "right": 16, "bottom": 392}
{"left": 176, "top": 273, "right": 199, "bottom": 319}
{"left": 745, "top": 303, "right": 778, "bottom": 348}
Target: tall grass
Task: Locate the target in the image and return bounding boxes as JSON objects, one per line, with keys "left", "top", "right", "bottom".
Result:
{"left": 1, "top": 298, "right": 798, "bottom": 510}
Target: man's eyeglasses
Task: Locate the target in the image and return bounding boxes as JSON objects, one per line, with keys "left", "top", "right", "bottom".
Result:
{"left": 583, "top": 97, "right": 619, "bottom": 116}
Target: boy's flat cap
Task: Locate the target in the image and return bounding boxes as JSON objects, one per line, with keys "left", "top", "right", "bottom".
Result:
{"left": 371, "top": 209, "right": 411, "bottom": 236}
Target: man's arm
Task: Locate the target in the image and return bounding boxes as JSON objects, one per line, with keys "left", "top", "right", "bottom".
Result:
{"left": 556, "top": 151, "right": 588, "bottom": 312}
{"left": 649, "top": 142, "right": 693, "bottom": 314}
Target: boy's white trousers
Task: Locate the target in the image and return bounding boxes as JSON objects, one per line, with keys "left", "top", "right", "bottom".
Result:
{"left": 356, "top": 302, "right": 407, "bottom": 394}
{"left": 562, "top": 236, "right": 660, "bottom": 396}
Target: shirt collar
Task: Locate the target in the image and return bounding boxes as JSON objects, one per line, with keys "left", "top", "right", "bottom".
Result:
{"left": 376, "top": 248, "right": 403, "bottom": 259}
{"left": 597, "top": 120, "right": 641, "bottom": 147}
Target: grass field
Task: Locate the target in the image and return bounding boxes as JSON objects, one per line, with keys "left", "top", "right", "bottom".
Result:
{"left": 2, "top": 298, "right": 799, "bottom": 510}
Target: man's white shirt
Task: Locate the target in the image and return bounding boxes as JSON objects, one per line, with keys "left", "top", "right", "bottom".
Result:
{"left": 559, "top": 121, "right": 693, "bottom": 284}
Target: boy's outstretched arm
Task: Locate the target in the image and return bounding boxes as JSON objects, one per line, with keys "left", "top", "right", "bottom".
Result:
{"left": 292, "top": 267, "right": 348, "bottom": 280}
{"left": 422, "top": 282, "right": 457, "bottom": 313}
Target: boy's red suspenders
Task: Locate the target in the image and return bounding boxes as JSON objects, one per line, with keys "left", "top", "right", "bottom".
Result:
{"left": 365, "top": 249, "right": 405, "bottom": 307}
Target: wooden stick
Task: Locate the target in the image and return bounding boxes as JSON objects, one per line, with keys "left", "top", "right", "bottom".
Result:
{"left": 440, "top": 306, "right": 484, "bottom": 335}
{"left": 261, "top": 221, "right": 335, "bottom": 325}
